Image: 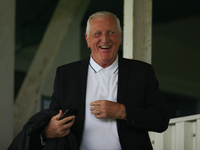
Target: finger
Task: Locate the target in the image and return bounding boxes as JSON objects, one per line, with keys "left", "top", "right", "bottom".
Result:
{"left": 90, "top": 100, "right": 102, "bottom": 106}
{"left": 63, "top": 118, "right": 75, "bottom": 128}
{"left": 57, "top": 118, "right": 75, "bottom": 138}
{"left": 56, "top": 127, "right": 71, "bottom": 138}
{"left": 90, "top": 106, "right": 99, "bottom": 111}
{"left": 94, "top": 114, "right": 102, "bottom": 119}
{"left": 60, "top": 120, "right": 75, "bottom": 134}
{"left": 63, "top": 129, "right": 70, "bottom": 137}
{"left": 91, "top": 110, "right": 97, "bottom": 115}
{"left": 60, "top": 128, "right": 71, "bottom": 137}
{"left": 54, "top": 110, "right": 63, "bottom": 120}
{"left": 59, "top": 110, "right": 63, "bottom": 116}
{"left": 60, "top": 115, "right": 75, "bottom": 124}
{"left": 91, "top": 109, "right": 102, "bottom": 116}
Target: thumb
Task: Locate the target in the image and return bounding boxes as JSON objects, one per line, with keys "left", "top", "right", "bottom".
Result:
{"left": 55, "top": 110, "right": 63, "bottom": 120}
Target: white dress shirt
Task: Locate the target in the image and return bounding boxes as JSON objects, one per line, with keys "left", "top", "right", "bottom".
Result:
{"left": 80, "top": 56, "right": 122, "bottom": 150}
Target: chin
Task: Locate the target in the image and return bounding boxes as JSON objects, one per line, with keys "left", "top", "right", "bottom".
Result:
{"left": 100, "top": 55, "right": 112, "bottom": 61}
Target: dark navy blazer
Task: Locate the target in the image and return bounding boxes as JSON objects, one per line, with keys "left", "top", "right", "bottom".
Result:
{"left": 49, "top": 57, "right": 169, "bottom": 150}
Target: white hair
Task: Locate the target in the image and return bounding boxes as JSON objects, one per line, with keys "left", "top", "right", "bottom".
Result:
{"left": 85, "top": 11, "right": 122, "bottom": 36}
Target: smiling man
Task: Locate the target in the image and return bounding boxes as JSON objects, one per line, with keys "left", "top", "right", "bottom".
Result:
{"left": 35, "top": 11, "right": 169, "bottom": 150}
{"left": 85, "top": 13, "right": 122, "bottom": 68}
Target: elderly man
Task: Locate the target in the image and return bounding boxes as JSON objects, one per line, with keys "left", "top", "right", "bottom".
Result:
{"left": 43, "top": 11, "right": 169, "bottom": 150}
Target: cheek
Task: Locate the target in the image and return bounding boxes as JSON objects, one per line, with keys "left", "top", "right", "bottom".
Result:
{"left": 91, "top": 40, "right": 100, "bottom": 48}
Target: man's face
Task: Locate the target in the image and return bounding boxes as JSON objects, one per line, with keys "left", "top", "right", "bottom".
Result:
{"left": 85, "top": 15, "right": 122, "bottom": 68}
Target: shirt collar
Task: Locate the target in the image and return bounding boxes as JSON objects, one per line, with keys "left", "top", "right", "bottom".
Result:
{"left": 89, "top": 55, "right": 118, "bottom": 74}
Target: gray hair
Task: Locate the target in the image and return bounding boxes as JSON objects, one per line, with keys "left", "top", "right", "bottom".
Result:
{"left": 85, "top": 11, "right": 122, "bottom": 36}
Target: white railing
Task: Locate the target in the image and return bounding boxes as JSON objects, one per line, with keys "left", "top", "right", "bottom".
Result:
{"left": 149, "top": 114, "right": 200, "bottom": 150}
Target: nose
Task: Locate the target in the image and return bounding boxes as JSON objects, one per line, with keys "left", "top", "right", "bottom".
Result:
{"left": 100, "top": 34, "right": 110, "bottom": 43}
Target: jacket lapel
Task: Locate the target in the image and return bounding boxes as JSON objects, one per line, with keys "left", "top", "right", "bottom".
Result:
{"left": 72, "top": 58, "right": 89, "bottom": 142}
{"left": 76, "top": 58, "right": 89, "bottom": 112}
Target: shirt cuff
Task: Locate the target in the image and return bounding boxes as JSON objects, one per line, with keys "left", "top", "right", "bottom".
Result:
{"left": 40, "top": 131, "right": 46, "bottom": 146}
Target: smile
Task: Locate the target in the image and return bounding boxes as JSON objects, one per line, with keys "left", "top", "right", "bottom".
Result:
{"left": 99, "top": 46, "right": 111, "bottom": 49}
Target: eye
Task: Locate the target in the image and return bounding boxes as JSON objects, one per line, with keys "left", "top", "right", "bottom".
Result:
{"left": 94, "top": 32, "right": 101, "bottom": 36}
{"left": 109, "top": 31, "right": 115, "bottom": 34}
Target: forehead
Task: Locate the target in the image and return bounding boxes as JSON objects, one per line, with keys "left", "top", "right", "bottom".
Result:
{"left": 89, "top": 16, "right": 118, "bottom": 31}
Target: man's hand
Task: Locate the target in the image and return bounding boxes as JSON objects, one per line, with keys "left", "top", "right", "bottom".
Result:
{"left": 43, "top": 110, "right": 75, "bottom": 139}
{"left": 90, "top": 100, "right": 127, "bottom": 120}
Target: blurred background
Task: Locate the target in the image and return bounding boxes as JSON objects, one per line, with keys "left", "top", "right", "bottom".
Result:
{"left": 1, "top": 0, "right": 200, "bottom": 149}
{"left": 15, "top": 0, "right": 200, "bottom": 118}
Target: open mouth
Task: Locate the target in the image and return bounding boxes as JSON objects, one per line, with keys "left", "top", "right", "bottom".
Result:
{"left": 99, "top": 46, "right": 111, "bottom": 49}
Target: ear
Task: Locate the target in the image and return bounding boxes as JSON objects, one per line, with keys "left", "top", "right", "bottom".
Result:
{"left": 120, "top": 30, "right": 123, "bottom": 45}
{"left": 85, "top": 33, "right": 90, "bottom": 48}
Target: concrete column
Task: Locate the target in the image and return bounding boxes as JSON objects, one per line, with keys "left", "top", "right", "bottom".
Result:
{"left": 123, "top": 0, "right": 152, "bottom": 64}
{"left": 0, "top": 0, "right": 15, "bottom": 149}
{"left": 41, "top": 0, "right": 91, "bottom": 97}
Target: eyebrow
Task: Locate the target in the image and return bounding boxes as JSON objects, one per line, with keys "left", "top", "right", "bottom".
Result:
{"left": 94, "top": 30, "right": 100, "bottom": 32}
{"left": 94, "top": 29, "right": 115, "bottom": 33}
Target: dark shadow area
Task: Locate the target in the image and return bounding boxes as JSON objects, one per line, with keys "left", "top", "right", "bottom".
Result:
{"left": 163, "top": 91, "right": 198, "bottom": 118}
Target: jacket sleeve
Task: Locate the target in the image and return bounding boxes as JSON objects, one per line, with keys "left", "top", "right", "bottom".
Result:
{"left": 123, "top": 64, "right": 169, "bottom": 133}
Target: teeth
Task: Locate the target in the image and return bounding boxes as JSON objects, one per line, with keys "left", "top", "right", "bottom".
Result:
{"left": 100, "top": 46, "right": 111, "bottom": 49}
